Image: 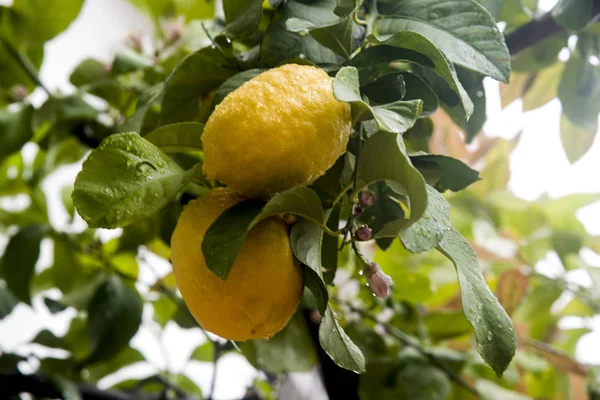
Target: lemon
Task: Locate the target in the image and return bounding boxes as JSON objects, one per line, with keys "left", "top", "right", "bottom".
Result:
{"left": 170, "top": 187, "right": 303, "bottom": 340}
{"left": 202, "top": 64, "right": 352, "bottom": 197}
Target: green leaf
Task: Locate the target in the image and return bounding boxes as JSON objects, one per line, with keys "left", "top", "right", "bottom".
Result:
{"left": 0, "top": 104, "right": 34, "bottom": 163}
{"left": 172, "top": 374, "right": 202, "bottom": 396}
{"left": 437, "top": 228, "right": 516, "bottom": 376}
{"left": 401, "top": 185, "right": 451, "bottom": 253}
{"left": 86, "top": 346, "right": 145, "bottom": 381}
{"left": 212, "top": 69, "right": 265, "bottom": 108}
{"left": 49, "top": 377, "right": 81, "bottom": 400}
{"left": 475, "top": 0, "right": 504, "bottom": 18}
{"left": 85, "top": 275, "right": 143, "bottom": 365}
{"left": 361, "top": 72, "right": 406, "bottom": 103}
{"left": 201, "top": 199, "right": 265, "bottom": 280}
{"left": 333, "top": 66, "right": 422, "bottom": 133}
{"left": 319, "top": 306, "right": 366, "bottom": 373}
{"left": 286, "top": 14, "right": 355, "bottom": 59}
{"left": 126, "top": 0, "right": 171, "bottom": 21}
{"left": 322, "top": 204, "right": 340, "bottom": 284}
{"left": 72, "top": 132, "right": 190, "bottom": 228}
{"left": 404, "top": 118, "right": 434, "bottom": 153}
{"left": 259, "top": 0, "right": 345, "bottom": 67}
{"left": 372, "top": 100, "right": 424, "bottom": 134}
{"left": 552, "top": 0, "right": 593, "bottom": 30}
{"left": 290, "top": 219, "right": 328, "bottom": 314}
{"left": 0, "top": 224, "right": 45, "bottom": 304}
{"left": 558, "top": 54, "right": 600, "bottom": 132}
{"left": 160, "top": 47, "right": 238, "bottom": 125}
{"left": 144, "top": 122, "right": 204, "bottom": 152}
{"left": 410, "top": 154, "right": 481, "bottom": 192}
{"left": 358, "top": 132, "right": 428, "bottom": 237}
{"left": 366, "top": 33, "right": 473, "bottom": 118}
{"left": 202, "top": 187, "right": 325, "bottom": 280}
{"left": 443, "top": 68, "right": 486, "bottom": 142}
{"left": 122, "top": 83, "right": 164, "bottom": 133}
{"left": 423, "top": 311, "right": 473, "bottom": 340}
{"left": 396, "top": 364, "right": 451, "bottom": 400}
{"left": 476, "top": 380, "right": 533, "bottom": 400}
{"left": 174, "top": 0, "right": 215, "bottom": 21}
{"left": 111, "top": 48, "right": 155, "bottom": 75}
{"left": 377, "top": 0, "right": 511, "bottom": 82}
{"left": 224, "top": 0, "right": 263, "bottom": 37}
{"left": 248, "top": 312, "right": 317, "bottom": 372}
{"left": 0, "top": 38, "right": 42, "bottom": 91}
{"left": 69, "top": 58, "right": 107, "bottom": 86}
{"left": 0, "top": 352, "right": 25, "bottom": 372}
{"left": 12, "top": 0, "right": 84, "bottom": 44}
{"left": 402, "top": 72, "right": 439, "bottom": 116}
{"left": 522, "top": 62, "right": 564, "bottom": 111}
{"left": 0, "top": 285, "right": 18, "bottom": 319}
{"left": 32, "top": 329, "right": 68, "bottom": 349}
{"left": 190, "top": 341, "right": 214, "bottom": 362}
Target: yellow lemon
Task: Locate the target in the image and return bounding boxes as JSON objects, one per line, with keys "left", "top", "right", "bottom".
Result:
{"left": 170, "top": 187, "right": 303, "bottom": 340}
{"left": 202, "top": 64, "right": 352, "bottom": 197}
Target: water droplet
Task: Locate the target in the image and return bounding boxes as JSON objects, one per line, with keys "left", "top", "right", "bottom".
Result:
{"left": 428, "top": 12, "right": 438, "bottom": 19}
{"left": 486, "top": 331, "right": 493, "bottom": 341}
{"left": 136, "top": 161, "right": 157, "bottom": 174}
{"left": 299, "top": 53, "right": 306, "bottom": 59}
{"left": 476, "top": 90, "right": 484, "bottom": 98}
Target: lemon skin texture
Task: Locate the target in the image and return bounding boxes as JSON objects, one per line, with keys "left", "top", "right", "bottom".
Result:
{"left": 202, "top": 64, "right": 352, "bottom": 197}
{"left": 170, "top": 187, "right": 303, "bottom": 341}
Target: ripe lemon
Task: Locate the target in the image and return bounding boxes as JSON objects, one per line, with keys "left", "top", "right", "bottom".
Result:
{"left": 202, "top": 64, "right": 352, "bottom": 197}
{"left": 170, "top": 187, "right": 303, "bottom": 340}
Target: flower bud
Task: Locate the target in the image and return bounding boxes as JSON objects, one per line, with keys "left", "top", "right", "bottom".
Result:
{"left": 359, "top": 191, "right": 376, "bottom": 208}
{"left": 161, "top": 17, "right": 185, "bottom": 45}
{"left": 283, "top": 214, "right": 297, "bottom": 225}
{"left": 352, "top": 204, "right": 364, "bottom": 217}
{"left": 355, "top": 225, "right": 372, "bottom": 241}
{"left": 11, "top": 85, "right": 28, "bottom": 101}
{"left": 364, "top": 262, "right": 392, "bottom": 298}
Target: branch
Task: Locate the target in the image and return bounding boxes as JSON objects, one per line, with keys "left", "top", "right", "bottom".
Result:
{"left": 342, "top": 303, "right": 480, "bottom": 398}
{"left": 0, "top": 370, "right": 163, "bottom": 400}
{"left": 505, "top": 0, "right": 600, "bottom": 56}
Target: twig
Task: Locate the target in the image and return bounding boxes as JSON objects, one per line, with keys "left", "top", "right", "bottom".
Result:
{"left": 0, "top": 37, "right": 51, "bottom": 95}
{"left": 342, "top": 302, "right": 481, "bottom": 397}
{"left": 505, "top": 0, "right": 600, "bottom": 56}
{"left": 207, "top": 343, "right": 222, "bottom": 400}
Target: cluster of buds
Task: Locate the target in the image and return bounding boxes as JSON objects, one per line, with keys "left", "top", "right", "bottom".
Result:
{"left": 352, "top": 190, "right": 376, "bottom": 217}
{"left": 364, "top": 262, "right": 393, "bottom": 298}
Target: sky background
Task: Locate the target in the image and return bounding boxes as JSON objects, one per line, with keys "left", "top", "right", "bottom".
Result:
{"left": 0, "top": 0, "right": 599, "bottom": 398}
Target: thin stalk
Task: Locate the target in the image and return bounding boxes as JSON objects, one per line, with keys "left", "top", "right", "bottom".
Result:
{"left": 0, "top": 37, "right": 51, "bottom": 95}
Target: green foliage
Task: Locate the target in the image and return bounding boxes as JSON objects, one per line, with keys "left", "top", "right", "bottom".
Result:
{"left": 1, "top": 0, "right": 600, "bottom": 398}
{"left": 72, "top": 133, "right": 190, "bottom": 228}
{"left": 319, "top": 306, "right": 366, "bottom": 373}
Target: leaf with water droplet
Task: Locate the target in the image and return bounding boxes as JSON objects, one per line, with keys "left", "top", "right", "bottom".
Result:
{"left": 437, "top": 228, "right": 516, "bottom": 376}
{"left": 318, "top": 306, "right": 365, "bottom": 373}
{"left": 73, "top": 132, "right": 189, "bottom": 228}
{"left": 401, "top": 185, "right": 450, "bottom": 253}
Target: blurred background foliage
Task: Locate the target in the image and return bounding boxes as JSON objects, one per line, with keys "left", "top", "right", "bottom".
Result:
{"left": 1, "top": 0, "right": 600, "bottom": 399}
